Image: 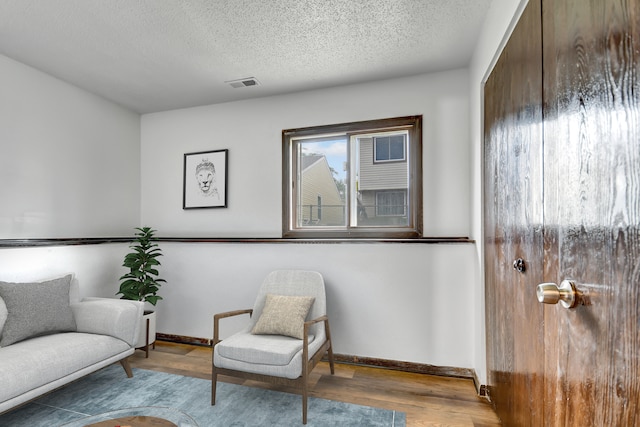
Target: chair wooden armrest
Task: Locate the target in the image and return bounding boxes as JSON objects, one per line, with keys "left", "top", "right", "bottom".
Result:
{"left": 303, "top": 315, "right": 334, "bottom": 373}
{"left": 303, "top": 315, "right": 331, "bottom": 343}
{"left": 304, "top": 315, "right": 327, "bottom": 327}
{"left": 213, "top": 309, "right": 253, "bottom": 346}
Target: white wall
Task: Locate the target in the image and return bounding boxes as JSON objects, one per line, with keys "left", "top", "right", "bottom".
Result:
{"left": 0, "top": 53, "right": 140, "bottom": 309}
{"left": 142, "top": 71, "right": 470, "bottom": 238}
{"left": 141, "top": 70, "right": 479, "bottom": 369}
{"left": 0, "top": 54, "right": 140, "bottom": 239}
{"left": 157, "top": 242, "right": 476, "bottom": 367}
{"left": 468, "top": 0, "right": 529, "bottom": 384}
{"left": 0, "top": 244, "right": 128, "bottom": 299}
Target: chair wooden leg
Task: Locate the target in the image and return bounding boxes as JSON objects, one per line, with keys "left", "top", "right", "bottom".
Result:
{"left": 211, "top": 367, "right": 218, "bottom": 405}
{"left": 328, "top": 344, "right": 335, "bottom": 375}
{"left": 324, "top": 319, "right": 335, "bottom": 375}
{"left": 302, "top": 383, "right": 308, "bottom": 425}
{"left": 301, "top": 354, "right": 310, "bottom": 425}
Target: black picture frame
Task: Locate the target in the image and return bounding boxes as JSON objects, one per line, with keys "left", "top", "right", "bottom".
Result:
{"left": 183, "top": 149, "right": 228, "bottom": 209}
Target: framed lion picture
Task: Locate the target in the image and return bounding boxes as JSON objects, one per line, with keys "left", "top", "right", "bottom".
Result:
{"left": 183, "top": 149, "right": 228, "bottom": 209}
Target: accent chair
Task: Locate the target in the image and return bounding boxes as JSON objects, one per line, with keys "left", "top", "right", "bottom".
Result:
{"left": 211, "top": 270, "right": 335, "bottom": 424}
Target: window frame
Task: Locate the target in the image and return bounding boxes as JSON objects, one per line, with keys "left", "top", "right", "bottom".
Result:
{"left": 282, "top": 116, "right": 423, "bottom": 239}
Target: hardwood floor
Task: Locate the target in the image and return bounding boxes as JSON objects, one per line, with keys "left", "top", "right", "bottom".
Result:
{"left": 129, "top": 341, "right": 501, "bottom": 426}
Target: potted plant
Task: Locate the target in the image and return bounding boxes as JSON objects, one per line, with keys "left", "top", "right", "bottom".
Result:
{"left": 117, "top": 226, "right": 166, "bottom": 354}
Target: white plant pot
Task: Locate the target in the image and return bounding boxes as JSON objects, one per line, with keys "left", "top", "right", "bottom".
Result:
{"left": 136, "top": 310, "right": 157, "bottom": 349}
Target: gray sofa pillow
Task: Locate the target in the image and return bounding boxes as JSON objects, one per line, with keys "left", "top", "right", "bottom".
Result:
{"left": 0, "top": 275, "right": 77, "bottom": 347}
{"left": 0, "top": 297, "right": 6, "bottom": 337}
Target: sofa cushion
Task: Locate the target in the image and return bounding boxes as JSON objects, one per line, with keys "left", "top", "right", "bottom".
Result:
{"left": 0, "top": 275, "right": 76, "bottom": 347}
{"left": 0, "top": 332, "right": 130, "bottom": 404}
{"left": 251, "top": 294, "right": 315, "bottom": 339}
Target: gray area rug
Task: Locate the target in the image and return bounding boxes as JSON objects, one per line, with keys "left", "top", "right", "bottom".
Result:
{"left": 0, "top": 364, "right": 405, "bottom": 426}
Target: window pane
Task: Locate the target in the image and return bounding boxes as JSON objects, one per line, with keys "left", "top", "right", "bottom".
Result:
{"left": 355, "top": 131, "right": 409, "bottom": 227}
{"left": 295, "top": 136, "right": 347, "bottom": 227}
{"left": 374, "top": 134, "right": 406, "bottom": 162}
{"left": 375, "top": 137, "right": 390, "bottom": 161}
{"left": 389, "top": 135, "right": 405, "bottom": 160}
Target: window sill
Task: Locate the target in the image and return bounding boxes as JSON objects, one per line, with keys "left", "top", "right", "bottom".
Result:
{"left": 0, "top": 236, "right": 474, "bottom": 248}
{"left": 159, "top": 237, "right": 475, "bottom": 244}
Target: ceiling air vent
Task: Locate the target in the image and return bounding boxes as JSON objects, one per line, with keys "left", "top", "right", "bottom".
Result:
{"left": 227, "top": 77, "right": 260, "bottom": 88}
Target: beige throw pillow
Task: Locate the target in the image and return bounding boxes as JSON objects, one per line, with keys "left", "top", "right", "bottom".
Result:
{"left": 251, "top": 294, "right": 315, "bottom": 340}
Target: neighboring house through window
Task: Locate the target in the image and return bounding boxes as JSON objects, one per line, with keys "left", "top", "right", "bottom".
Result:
{"left": 374, "top": 134, "right": 406, "bottom": 162}
{"left": 376, "top": 191, "right": 407, "bottom": 217}
{"left": 283, "top": 116, "right": 422, "bottom": 238}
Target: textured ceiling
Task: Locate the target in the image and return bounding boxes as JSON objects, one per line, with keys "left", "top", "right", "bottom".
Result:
{"left": 0, "top": 0, "right": 493, "bottom": 113}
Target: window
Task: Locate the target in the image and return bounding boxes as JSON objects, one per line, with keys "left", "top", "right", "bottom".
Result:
{"left": 376, "top": 191, "right": 407, "bottom": 216}
{"left": 283, "top": 116, "right": 422, "bottom": 238}
{"left": 374, "top": 135, "right": 406, "bottom": 162}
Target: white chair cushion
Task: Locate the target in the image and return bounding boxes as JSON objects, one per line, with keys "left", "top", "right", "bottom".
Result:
{"left": 217, "top": 332, "right": 315, "bottom": 366}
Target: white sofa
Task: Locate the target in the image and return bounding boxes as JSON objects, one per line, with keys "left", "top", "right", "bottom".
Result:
{"left": 0, "top": 274, "right": 143, "bottom": 414}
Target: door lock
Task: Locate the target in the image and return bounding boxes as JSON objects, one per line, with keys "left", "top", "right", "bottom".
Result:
{"left": 513, "top": 258, "right": 526, "bottom": 273}
{"left": 536, "top": 279, "right": 578, "bottom": 309}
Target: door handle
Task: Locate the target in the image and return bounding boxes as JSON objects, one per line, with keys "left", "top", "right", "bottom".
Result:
{"left": 536, "top": 279, "right": 578, "bottom": 309}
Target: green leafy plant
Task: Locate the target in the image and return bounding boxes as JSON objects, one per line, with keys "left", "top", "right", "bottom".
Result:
{"left": 117, "top": 227, "right": 165, "bottom": 306}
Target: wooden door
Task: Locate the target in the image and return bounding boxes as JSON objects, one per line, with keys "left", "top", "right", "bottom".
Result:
{"left": 483, "top": 1, "right": 545, "bottom": 425}
{"left": 485, "top": 0, "right": 640, "bottom": 425}
{"left": 542, "top": 0, "right": 640, "bottom": 424}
